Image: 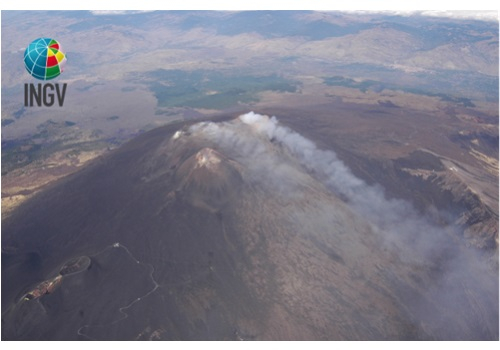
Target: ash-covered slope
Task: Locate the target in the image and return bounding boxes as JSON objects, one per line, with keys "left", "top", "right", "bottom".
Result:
{"left": 2, "top": 113, "right": 498, "bottom": 340}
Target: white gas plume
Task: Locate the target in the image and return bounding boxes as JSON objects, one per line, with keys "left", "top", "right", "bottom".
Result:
{"left": 185, "top": 111, "right": 498, "bottom": 339}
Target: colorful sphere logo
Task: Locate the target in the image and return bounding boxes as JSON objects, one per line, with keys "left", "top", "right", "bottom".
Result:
{"left": 24, "top": 38, "right": 66, "bottom": 80}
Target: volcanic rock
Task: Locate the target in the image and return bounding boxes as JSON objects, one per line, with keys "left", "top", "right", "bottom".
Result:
{"left": 1, "top": 115, "right": 498, "bottom": 340}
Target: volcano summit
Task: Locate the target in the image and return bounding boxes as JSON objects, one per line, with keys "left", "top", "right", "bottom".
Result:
{"left": 1, "top": 112, "right": 498, "bottom": 340}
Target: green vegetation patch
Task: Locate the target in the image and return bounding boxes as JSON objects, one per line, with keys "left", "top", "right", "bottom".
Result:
{"left": 324, "top": 75, "right": 477, "bottom": 107}
{"left": 2, "top": 119, "right": 15, "bottom": 127}
{"left": 142, "top": 69, "right": 297, "bottom": 109}
{"left": 1, "top": 121, "right": 106, "bottom": 176}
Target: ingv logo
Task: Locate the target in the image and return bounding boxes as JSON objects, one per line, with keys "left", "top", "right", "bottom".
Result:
{"left": 24, "top": 38, "right": 67, "bottom": 107}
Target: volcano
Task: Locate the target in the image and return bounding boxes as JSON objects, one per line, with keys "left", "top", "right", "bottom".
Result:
{"left": 1, "top": 112, "right": 498, "bottom": 340}
{"left": 173, "top": 147, "right": 243, "bottom": 212}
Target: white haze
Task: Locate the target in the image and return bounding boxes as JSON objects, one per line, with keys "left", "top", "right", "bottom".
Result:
{"left": 191, "top": 112, "right": 453, "bottom": 264}
{"left": 341, "top": 10, "right": 498, "bottom": 22}
{"left": 239, "top": 112, "right": 451, "bottom": 263}
{"left": 186, "top": 111, "right": 498, "bottom": 339}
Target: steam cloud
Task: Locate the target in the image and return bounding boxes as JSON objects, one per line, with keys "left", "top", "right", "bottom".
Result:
{"left": 190, "top": 112, "right": 451, "bottom": 261}
{"left": 186, "top": 111, "right": 498, "bottom": 339}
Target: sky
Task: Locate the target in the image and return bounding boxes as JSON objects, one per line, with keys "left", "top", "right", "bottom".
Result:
{"left": 0, "top": 0, "right": 499, "bottom": 19}
{"left": 84, "top": 9, "right": 499, "bottom": 21}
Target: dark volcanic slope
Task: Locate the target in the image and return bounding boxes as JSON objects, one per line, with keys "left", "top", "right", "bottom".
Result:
{"left": 2, "top": 113, "right": 498, "bottom": 340}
